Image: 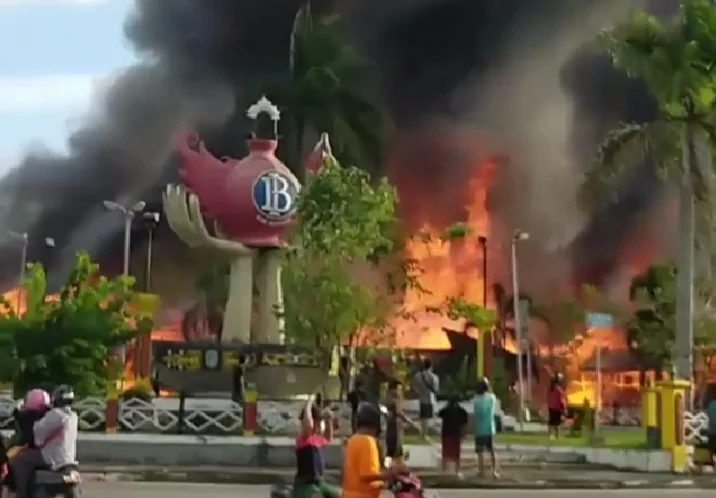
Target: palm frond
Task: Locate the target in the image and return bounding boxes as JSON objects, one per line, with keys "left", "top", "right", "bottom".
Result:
{"left": 582, "top": 120, "right": 680, "bottom": 207}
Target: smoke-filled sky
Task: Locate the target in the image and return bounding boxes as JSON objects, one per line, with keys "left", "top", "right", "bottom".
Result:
{"left": 0, "top": 0, "right": 133, "bottom": 161}
{"left": 0, "top": 0, "right": 679, "bottom": 296}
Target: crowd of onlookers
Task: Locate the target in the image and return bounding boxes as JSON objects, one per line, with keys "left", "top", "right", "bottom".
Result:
{"left": 345, "top": 358, "right": 501, "bottom": 478}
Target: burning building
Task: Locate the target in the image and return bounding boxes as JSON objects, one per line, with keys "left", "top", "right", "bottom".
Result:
{"left": 0, "top": 0, "right": 681, "bottom": 402}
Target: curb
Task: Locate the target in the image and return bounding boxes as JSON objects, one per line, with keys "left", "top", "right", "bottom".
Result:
{"left": 79, "top": 469, "right": 714, "bottom": 489}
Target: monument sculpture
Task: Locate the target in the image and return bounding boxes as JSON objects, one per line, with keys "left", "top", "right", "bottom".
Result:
{"left": 163, "top": 97, "right": 301, "bottom": 345}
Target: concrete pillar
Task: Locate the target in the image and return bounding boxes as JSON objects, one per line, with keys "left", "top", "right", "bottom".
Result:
{"left": 222, "top": 255, "right": 254, "bottom": 343}
{"left": 255, "top": 249, "right": 283, "bottom": 344}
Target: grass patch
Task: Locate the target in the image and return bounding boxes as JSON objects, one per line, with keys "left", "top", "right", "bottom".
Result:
{"left": 496, "top": 428, "right": 646, "bottom": 449}
{"left": 404, "top": 428, "right": 647, "bottom": 449}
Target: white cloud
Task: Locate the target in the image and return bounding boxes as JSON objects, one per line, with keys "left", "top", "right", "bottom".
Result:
{"left": 0, "top": 0, "right": 109, "bottom": 6}
{"left": 0, "top": 74, "right": 98, "bottom": 114}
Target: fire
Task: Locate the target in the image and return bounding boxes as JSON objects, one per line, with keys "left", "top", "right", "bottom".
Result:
{"left": 391, "top": 130, "right": 499, "bottom": 349}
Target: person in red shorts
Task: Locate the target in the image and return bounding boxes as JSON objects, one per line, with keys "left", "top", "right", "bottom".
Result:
{"left": 437, "top": 394, "right": 468, "bottom": 474}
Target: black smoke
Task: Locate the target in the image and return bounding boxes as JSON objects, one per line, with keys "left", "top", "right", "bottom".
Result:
{"left": 0, "top": 0, "right": 677, "bottom": 292}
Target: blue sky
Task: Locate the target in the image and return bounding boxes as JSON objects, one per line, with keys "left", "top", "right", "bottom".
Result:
{"left": 0, "top": 0, "right": 135, "bottom": 170}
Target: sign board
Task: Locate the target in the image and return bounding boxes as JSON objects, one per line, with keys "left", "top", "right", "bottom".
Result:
{"left": 586, "top": 312, "right": 613, "bottom": 329}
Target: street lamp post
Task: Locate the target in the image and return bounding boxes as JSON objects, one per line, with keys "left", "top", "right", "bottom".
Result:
{"left": 8, "top": 233, "right": 56, "bottom": 315}
{"left": 103, "top": 200, "right": 146, "bottom": 367}
{"left": 478, "top": 236, "right": 488, "bottom": 308}
{"left": 9, "top": 231, "right": 28, "bottom": 314}
{"left": 510, "top": 228, "right": 529, "bottom": 430}
{"left": 103, "top": 200, "right": 146, "bottom": 277}
{"left": 141, "top": 212, "right": 161, "bottom": 292}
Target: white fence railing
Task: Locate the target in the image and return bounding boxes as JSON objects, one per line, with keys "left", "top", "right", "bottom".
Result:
{"left": 685, "top": 410, "right": 709, "bottom": 446}
{"left": 0, "top": 393, "right": 711, "bottom": 441}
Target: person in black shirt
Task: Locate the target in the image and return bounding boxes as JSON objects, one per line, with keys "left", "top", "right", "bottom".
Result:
{"left": 346, "top": 379, "right": 368, "bottom": 433}
{"left": 438, "top": 394, "right": 468, "bottom": 473}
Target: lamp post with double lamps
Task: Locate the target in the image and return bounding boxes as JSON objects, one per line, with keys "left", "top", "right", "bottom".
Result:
{"left": 8, "top": 232, "right": 55, "bottom": 315}
{"left": 510, "top": 228, "right": 529, "bottom": 429}
{"left": 103, "top": 200, "right": 146, "bottom": 365}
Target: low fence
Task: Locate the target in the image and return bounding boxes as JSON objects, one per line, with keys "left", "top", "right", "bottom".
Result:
{"left": 0, "top": 394, "right": 710, "bottom": 441}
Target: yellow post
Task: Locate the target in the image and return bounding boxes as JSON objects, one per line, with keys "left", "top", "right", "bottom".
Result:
{"left": 642, "top": 382, "right": 660, "bottom": 448}
{"left": 656, "top": 379, "right": 690, "bottom": 473}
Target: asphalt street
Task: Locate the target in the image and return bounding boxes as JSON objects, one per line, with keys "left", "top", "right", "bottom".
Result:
{"left": 80, "top": 482, "right": 713, "bottom": 498}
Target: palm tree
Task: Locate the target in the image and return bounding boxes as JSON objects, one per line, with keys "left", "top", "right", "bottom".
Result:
{"left": 583, "top": 0, "right": 716, "bottom": 380}
{"left": 270, "top": 2, "right": 387, "bottom": 178}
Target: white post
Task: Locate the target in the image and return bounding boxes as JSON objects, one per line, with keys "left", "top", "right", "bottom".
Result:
{"left": 18, "top": 235, "right": 27, "bottom": 314}
{"left": 511, "top": 239, "right": 524, "bottom": 431}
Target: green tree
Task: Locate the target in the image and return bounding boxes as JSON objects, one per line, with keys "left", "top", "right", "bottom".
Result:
{"left": 0, "top": 251, "right": 152, "bottom": 396}
{"left": 269, "top": 3, "right": 387, "bottom": 178}
{"left": 281, "top": 154, "right": 407, "bottom": 366}
{"left": 584, "top": 0, "right": 716, "bottom": 379}
{"left": 626, "top": 262, "right": 677, "bottom": 380}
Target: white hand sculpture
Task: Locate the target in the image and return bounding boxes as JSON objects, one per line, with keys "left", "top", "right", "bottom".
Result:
{"left": 162, "top": 184, "right": 253, "bottom": 256}
{"left": 163, "top": 184, "right": 256, "bottom": 344}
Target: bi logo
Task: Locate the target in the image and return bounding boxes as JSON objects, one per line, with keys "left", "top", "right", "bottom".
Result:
{"left": 252, "top": 171, "right": 299, "bottom": 223}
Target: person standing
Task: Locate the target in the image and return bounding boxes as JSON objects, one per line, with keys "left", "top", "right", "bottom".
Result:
{"left": 437, "top": 394, "right": 468, "bottom": 473}
{"left": 411, "top": 359, "right": 439, "bottom": 435}
{"left": 547, "top": 373, "right": 566, "bottom": 440}
{"left": 473, "top": 377, "right": 499, "bottom": 478}
{"left": 347, "top": 379, "right": 368, "bottom": 434}
{"left": 383, "top": 381, "right": 421, "bottom": 468}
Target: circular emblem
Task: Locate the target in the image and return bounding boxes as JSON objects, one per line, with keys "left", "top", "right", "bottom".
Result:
{"left": 252, "top": 171, "right": 299, "bottom": 222}
{"left": 204, "top": 349, "right": 219, "bottom": 370}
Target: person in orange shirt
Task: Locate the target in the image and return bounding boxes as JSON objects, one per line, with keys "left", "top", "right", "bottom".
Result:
{"left": 341, "top": 403, "right": 393, "bottom": 498}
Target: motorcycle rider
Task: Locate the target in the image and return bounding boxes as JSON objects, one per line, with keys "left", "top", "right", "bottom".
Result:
{"left": 2, "top": 390, "right": 51, "bottom": 495}
{"left": 341, "top": 402, "right": 393, "bottom": 498}
{"left": 11, "top": 385, "right": 78, "bottom": 498}
{"left": 10, "top": 390, "right": 51, "bottom": 449}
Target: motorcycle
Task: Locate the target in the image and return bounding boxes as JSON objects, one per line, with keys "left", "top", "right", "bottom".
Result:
{"left": 1, "top": 434, "right": 82, "bottom": 498}
{"left": 270, "top": 473, "right": 430, "bottom": 498}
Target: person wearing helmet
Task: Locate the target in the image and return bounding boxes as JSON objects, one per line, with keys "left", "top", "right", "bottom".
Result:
{"left": 10, "top": 389, "right": 51, "bottom": 448}
{"left": 2, "top": 390, "right": 51, "bottom": 495}
{"left": 341, "top": 402, "right": 393, "bottom": 498}
{"left": 473, "top": 377, "right": 499, "bottom": 478}
{"left": 10, "top": 385, "right": 79, "bottom": 498}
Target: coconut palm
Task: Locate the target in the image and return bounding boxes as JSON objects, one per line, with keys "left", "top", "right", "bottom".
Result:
{"left": 583, "top": 0, "right": 716, "bottom": 380}
{"left": 270, "top": 2, "right": 387, "bottom": 178}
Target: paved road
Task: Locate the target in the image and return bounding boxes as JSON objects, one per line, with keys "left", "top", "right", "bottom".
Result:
{"left": 80, "top": 482, "right": 712, "bottom": 497}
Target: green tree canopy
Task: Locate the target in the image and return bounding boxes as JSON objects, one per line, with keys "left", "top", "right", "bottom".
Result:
{"left": 584, "top": 0, "right": 716, "bottom": 379}
{"left": 626, "top": 262, "right": 677, "bottom": 373}
{"left": 0, "top": 251, "right": 152, "bottom": 396}
{"left": 281, "top": 155, "right": 407, "bottom": 364}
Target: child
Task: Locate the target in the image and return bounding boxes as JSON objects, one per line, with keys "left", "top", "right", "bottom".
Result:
{"left": 437, "top": 394, "right": 468, "bottom": 473}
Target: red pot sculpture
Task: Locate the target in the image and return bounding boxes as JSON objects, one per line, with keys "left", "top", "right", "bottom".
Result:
{"left": 174, "top": 132, "right": 301, "bottom": 248}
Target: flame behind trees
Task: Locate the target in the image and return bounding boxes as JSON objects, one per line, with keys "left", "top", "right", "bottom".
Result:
{"left": 0, "top": 252, "right": 151, "bottom": 397}
{"left": 281, "top": 154, "right": 415, "bottom": 365}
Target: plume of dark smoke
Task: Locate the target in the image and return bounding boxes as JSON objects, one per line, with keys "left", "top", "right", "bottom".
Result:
{"left": 0, "top": 0, "right": 677, "bottom": 295}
